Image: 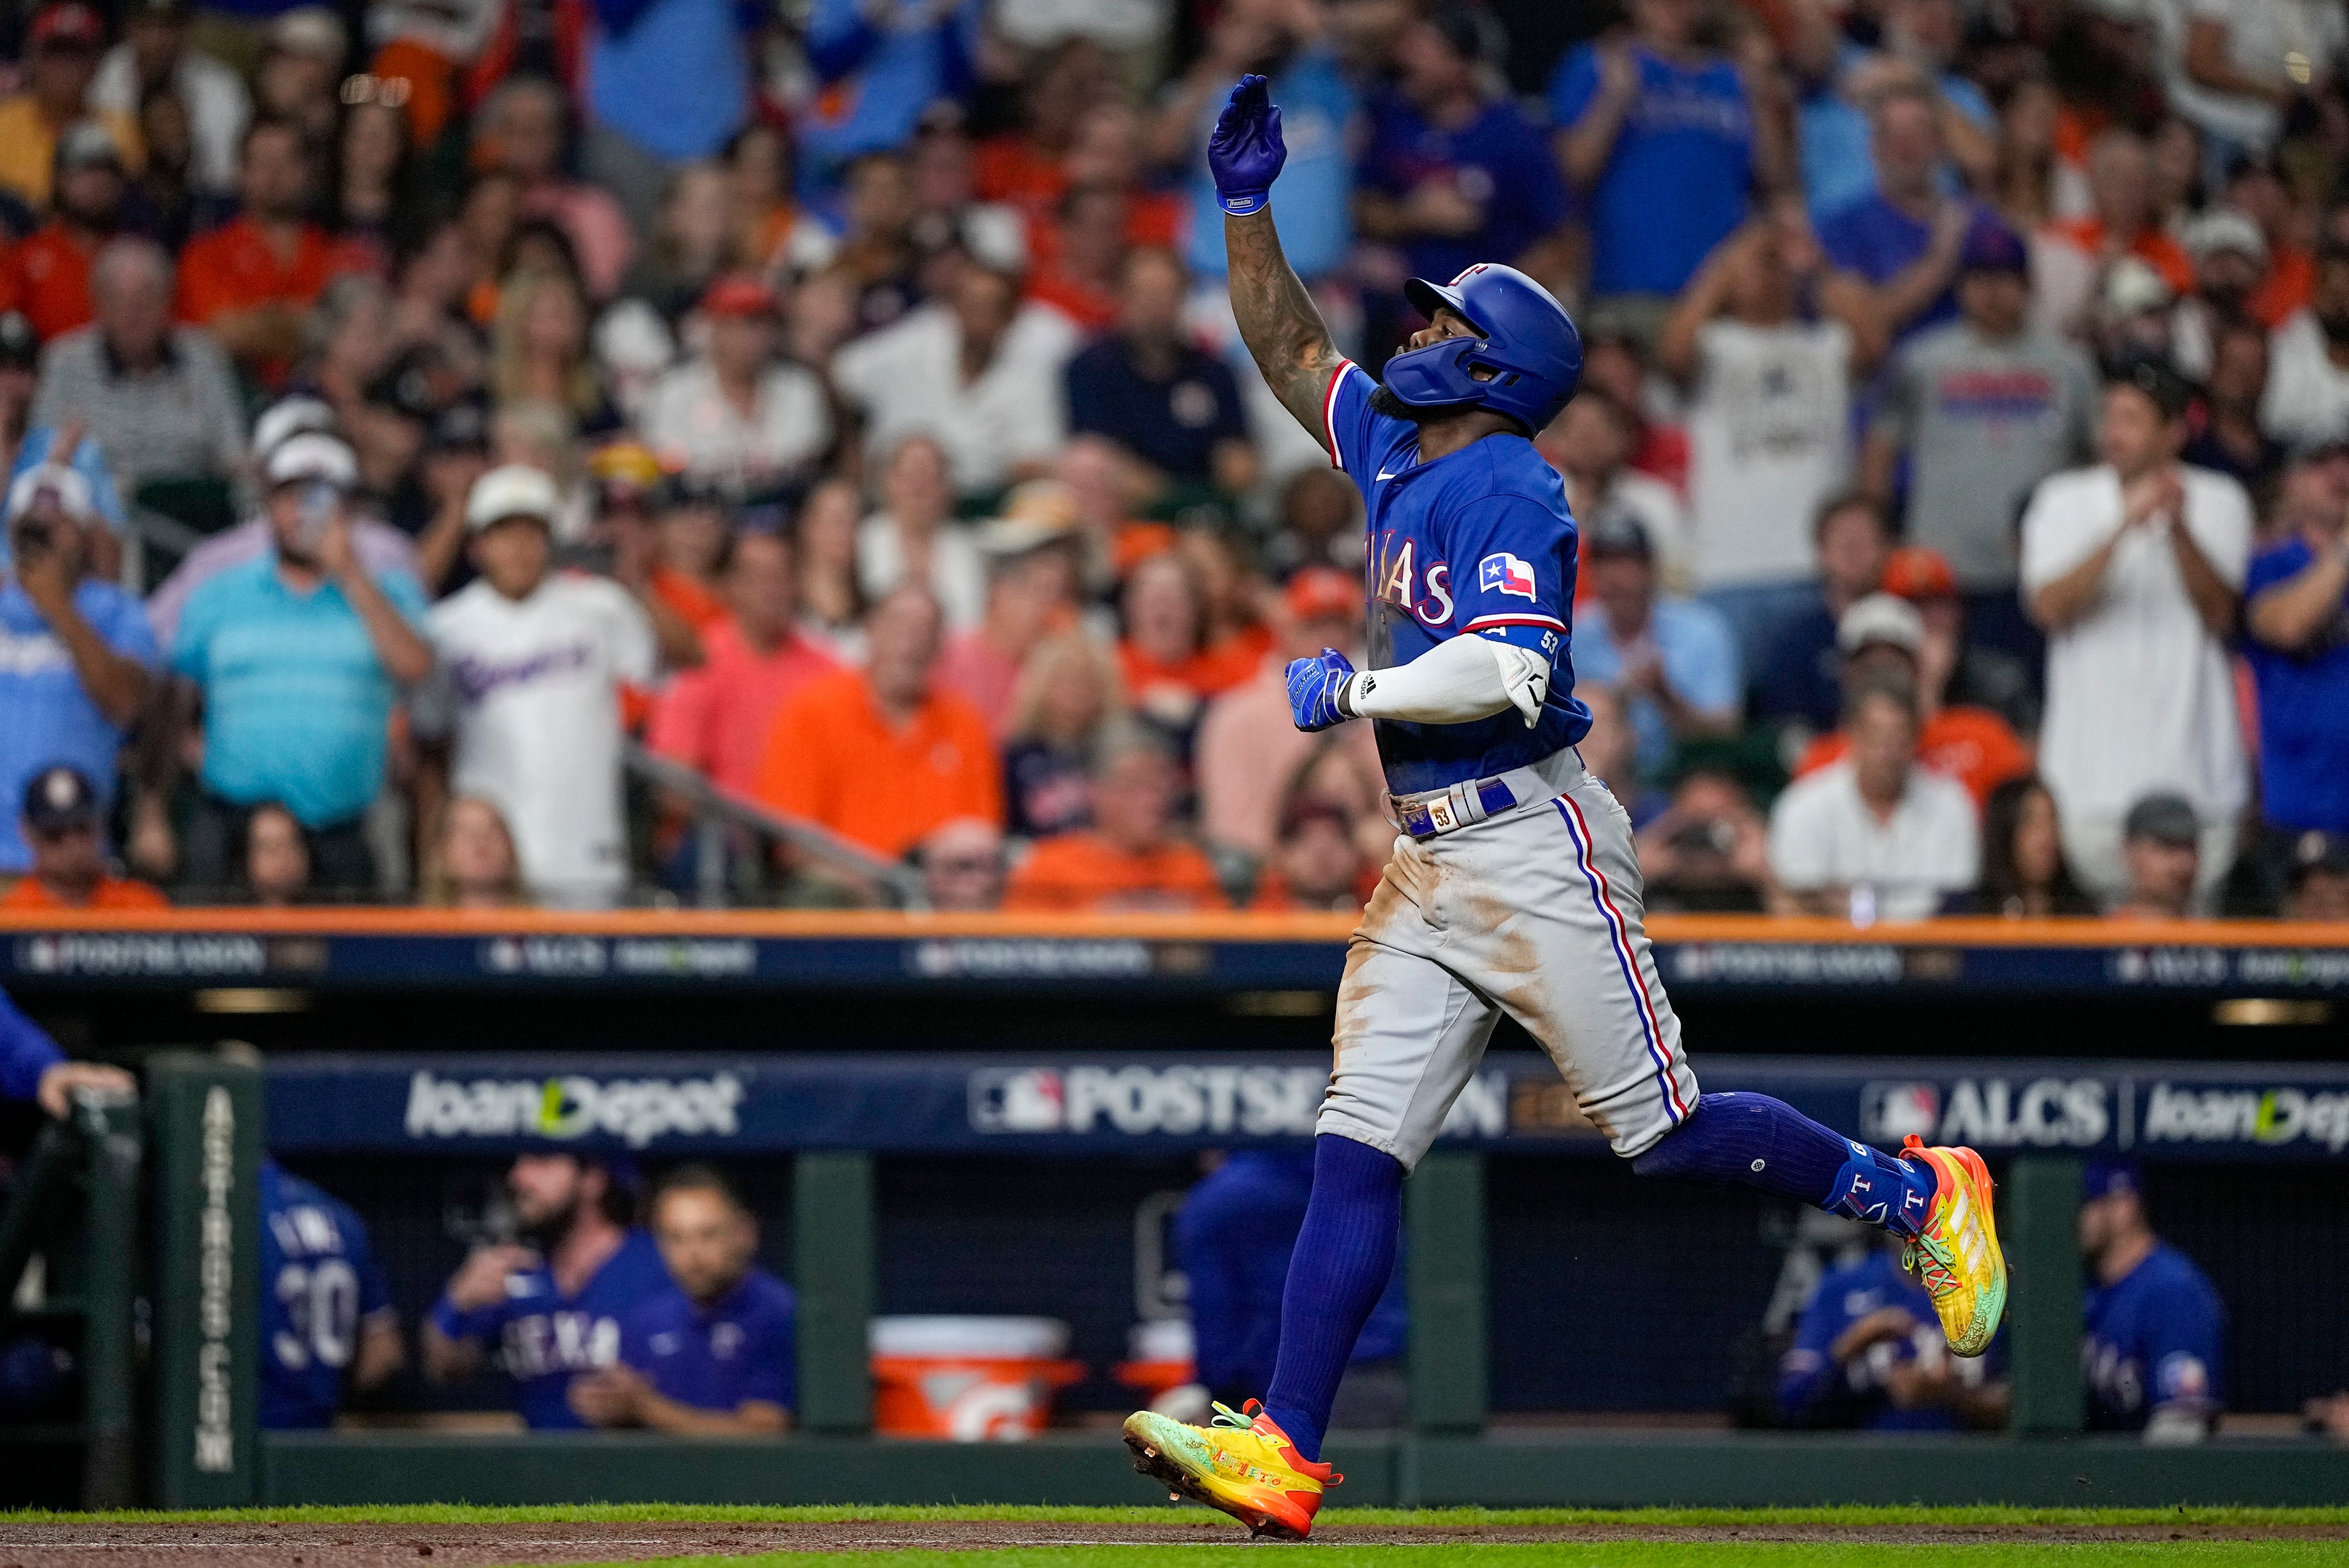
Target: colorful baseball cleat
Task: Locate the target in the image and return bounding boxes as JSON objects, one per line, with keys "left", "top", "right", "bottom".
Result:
{"left": 1122, "top": 1399, "right": 1339, "bottom": 1539}
{"left": 1899, "top": 1135, "right": 2007, "bottom": 1357}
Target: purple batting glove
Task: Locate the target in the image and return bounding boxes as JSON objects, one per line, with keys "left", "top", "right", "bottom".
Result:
{"left": 1208, "top": 74, "right": 1286, "bottom": 217}
{"left": 1285, "top": 647, "right": 1355, "bottom": 732}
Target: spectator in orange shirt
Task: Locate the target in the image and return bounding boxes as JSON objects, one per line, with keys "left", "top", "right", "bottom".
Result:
{"left": 12, "top": 121, "right": 132, "bottom": 342}
{"left": 177, "top": 116, "right": 346, "bottom": 386}
{"left": 650, "top": 530, "right": 839, "bottom": 797}
{"left": 649, "top": 479, "right": 732, "bottom": 638}
{"left": 1791, "top": 591, "right": 2031, "bottom": 810}
{"left": 1005, "top": 732, "right": 1228, "bottom": 913}
{"left": 1118, "top": 548, "right": 1258, "bottom": 741}
{"left": 1, "top": 765, "right": 168, "bottom": 910}
{"left": 753, "top": 586, "right": 1002, "bottom": 858}
{"left": 2046, "top": 130, "right": 2195, "bottom": 299}
{"left": 1878, "top": 544, "right": 2039, "bottom": 736}
{"left": 1024, "top": 183, "right": 1128, "bottom": 334}
{"left": 974, "top": 39, "right": 1111, "bottom": 210}
{"left": 0, "top": 4, "right": 143, "bottom": 216}
{"left": 935, "top": 507, "right": 1082, "bottom": 737}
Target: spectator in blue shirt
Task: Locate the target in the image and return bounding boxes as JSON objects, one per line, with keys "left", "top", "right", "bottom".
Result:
{"left": 1817, "top": 83, "right": 1978, "bottom": 352}
{"left": 0, "top": 461, "right": 154, "bottom": 876}
{"left": 0, "top": 984, "right": 131, "bottom": 1118}
{"left": 1356, "top": 10, "right": 1573, "bottom": 296}
{"left": 581, "top": 0, "right": 761, "bottom": 230}
{"left": 2080, "top": 1163, "right": 2225, "bottom": 1441}
{"left": 424, "top": 1152, "right": 671, "bottom": 1430}
{"left": 1787, "top": 0, "right": 1994, "bottom": 224}
{"left": 169, "top": 434, "right": 432, "bottom": 898}
{"left": 1065, "top": 247, "right": 1257, "bottom": 500}
{"left": 1549, "top": 0, "right": 1781, "bottom": 303}
{"left": 260, "top": 1158, "right": 402, "bottom": 1429}
{"left": 1754, "top": 493, "right": 1891, "bottom": 731}
{"left": 1159, "top": 0, "right": 1359, "bottom": 286}
{"left": 797, "top": 0, "right": 981, "bottom": 199}
{"left": 2245, "top": 461, "right": 2349, "bottom": 875}
{"left": 1176, "top": 1149, "right": 1406, "bottom": 1424}
{"left": 1568, "top": 514, "right": 1741, "bottom": 785}
{"left": 572, "top": 1164, "right": 794, "bottom": 1433}
{"left": 1778, "top": 1237, "right": 2007, "bottom": 1430}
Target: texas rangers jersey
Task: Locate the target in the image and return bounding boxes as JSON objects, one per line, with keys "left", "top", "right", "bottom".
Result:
{"left": 1322, "top": 359, "right": 1592, "bottom": 795}
{"left": 259, "top": 1160, "right": 393, "bottom": 1429}
{"left": 2083, "top": 1242, "right": 2225, "bottom": 1432}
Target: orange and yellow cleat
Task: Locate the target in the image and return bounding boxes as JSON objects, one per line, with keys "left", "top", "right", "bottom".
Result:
{"left": 1899, "top": 1136, "right": 2007, "bottom": 1357}
{"left": 1123, "top": 1399, "right": 1339, "bottom": 1539}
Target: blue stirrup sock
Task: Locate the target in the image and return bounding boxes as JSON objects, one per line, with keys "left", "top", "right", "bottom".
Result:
{"left": 1261, "top": 1133, "right": 1404, "bottom": 1463}
{"left": 1631, "top": 1091, "right": 1932, "bottom": 1238}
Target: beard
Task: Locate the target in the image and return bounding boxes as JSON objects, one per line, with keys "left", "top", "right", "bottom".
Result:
{"left": 514, "top": 1192, "right": 581, "bottom": 1246}
{"left": 1368, "top": 382, "right": 1473, "bottom": 422}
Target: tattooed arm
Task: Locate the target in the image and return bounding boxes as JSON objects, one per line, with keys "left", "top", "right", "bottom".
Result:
{"left": 1226, "top": 210, "right": 1345, "bottom": 450}
{"left": 1209, "top": 75, "right": 1344, "bottom": 451}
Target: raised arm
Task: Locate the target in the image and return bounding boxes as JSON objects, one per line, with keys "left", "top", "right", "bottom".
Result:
{"left": 1212, "top": 76, "right": 1345, "bottom": 446}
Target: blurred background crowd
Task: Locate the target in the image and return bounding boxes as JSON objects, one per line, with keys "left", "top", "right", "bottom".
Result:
{"left": 3, "top": 0, "right": 2349, "bottom": 918}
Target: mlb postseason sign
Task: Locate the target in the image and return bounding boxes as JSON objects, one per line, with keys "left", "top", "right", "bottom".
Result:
{"left": 264, "top": 1054, "right": 2349, "bottom": 1161}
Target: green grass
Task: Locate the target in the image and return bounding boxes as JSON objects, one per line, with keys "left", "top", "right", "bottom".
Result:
{"left": 5, "top": 1503, "right": 2348, "bottom": 1528}
{"left": 545, "top": 1550, "right": 2346, "bottom": 1568}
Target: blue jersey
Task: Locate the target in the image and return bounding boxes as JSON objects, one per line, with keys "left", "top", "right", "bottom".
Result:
{"left": 1322, "top": 359, "right": 1592, "bottom": 795}
{"left": 2244, "top": 537, "right": 2349, "bottom": 832}
{"left": 1778, "top": 1248, "right": 2002, "bottom": 1432}
{"left": 453, "top": 1228, "right": 671, "bottom": 1429}
{"left": 1175, "top": 1150, "right": 1405, "bottom": 1399}
{"left": 259, "top": 1161, "right": 393, "bottom": 1430}
{"left": 622, "top": 1268, "right": 797, "bottom": 1413}
{"left": 2084, "top": 1242, "right": 2225, "bottom": 1432}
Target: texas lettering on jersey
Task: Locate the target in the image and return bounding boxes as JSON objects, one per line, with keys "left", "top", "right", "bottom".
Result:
{"left": 1326, "top": 359, "right": 1591, "bottom": 795}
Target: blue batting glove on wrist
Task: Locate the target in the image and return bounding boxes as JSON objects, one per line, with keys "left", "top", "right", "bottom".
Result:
{"left": 1208, "top": 74, "right": 1286, "bottom": 217}
{"left": 1286, "top": 647, "right": 1355, "bottom": 731}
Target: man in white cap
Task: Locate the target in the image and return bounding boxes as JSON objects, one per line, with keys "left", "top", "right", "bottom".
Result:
{"left": 2171, "top": 208, "right": 2271, "bottom": 380}
{"left": 0, "top": 462, "right": 155, "bottom": 878}
{"left": 416, "top": 465, "right": 655, "bottom": 908}
{"left": 169, "top": 433, "right": 432, "bottom": 895}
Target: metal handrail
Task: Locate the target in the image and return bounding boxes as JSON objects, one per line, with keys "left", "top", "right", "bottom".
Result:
{"left": 622, "top": 740, "right": 925, "bottom": 908}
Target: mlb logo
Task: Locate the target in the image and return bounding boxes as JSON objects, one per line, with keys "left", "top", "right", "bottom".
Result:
{"left": 1479, "top": 551, "right": 1537, "bottom": 600}
{"left": 970, "top": 1068, "right": 1066, "bottom": 1132}
{"left": 1862, "top": 1081, "right": 1942, "bottom": 1144}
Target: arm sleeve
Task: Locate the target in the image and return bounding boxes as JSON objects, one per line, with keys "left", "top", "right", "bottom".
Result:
{"left": 1665, "top": 603, "right": 1741, "bottom": 717}
{"left": 0, "top": 988, "right": 65, "bottom": 1103}
{"left": 1346, "top": 631, "right": 1548, "bottom": 726}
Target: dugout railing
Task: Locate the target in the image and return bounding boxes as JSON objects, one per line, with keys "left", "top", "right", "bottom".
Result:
{"left": 118, "top": 1049, "right": 2349, "bottom": 1510}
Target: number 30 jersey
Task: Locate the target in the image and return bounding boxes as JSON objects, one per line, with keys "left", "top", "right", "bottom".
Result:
{"left": 1321, "top": 359, "right": 1592, "bottom": 796}
{"left": 259, "top": 1159, "right": 394, "bottom": 1429}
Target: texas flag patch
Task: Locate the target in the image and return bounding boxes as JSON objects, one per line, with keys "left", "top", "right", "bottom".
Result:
{"left": 1478, "top": 551, "right": 1538, "bottom": 600}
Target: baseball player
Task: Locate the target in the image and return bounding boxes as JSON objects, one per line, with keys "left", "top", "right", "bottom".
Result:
{"left": 1123, "top": 76, "right": 2007, "bottom": 1539}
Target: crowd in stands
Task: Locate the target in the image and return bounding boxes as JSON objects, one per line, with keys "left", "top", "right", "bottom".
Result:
{"left": 2, "top": 0, "right": 2349, "bottom": 920}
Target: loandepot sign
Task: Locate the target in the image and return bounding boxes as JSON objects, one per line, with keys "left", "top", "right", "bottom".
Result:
{"left": 403, "top": 1071, "right": 746, "bottom": 1148}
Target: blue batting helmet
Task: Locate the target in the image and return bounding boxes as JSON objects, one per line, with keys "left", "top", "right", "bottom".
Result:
{"left": 1383, "top": 264, "right": 1583, "bottom": 434}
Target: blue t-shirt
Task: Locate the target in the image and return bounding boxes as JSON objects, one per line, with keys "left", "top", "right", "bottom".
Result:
{"left": 587, "top": 0, "right": 751, "bottom": 162}
{"left": 1065, "top": 338, "right": 1248, "bottom": 486}
{"left": 259, "top": 1160, "right": 393, "bottom": 1430}
{"left": 1188, "top": 47, "right": 1357, "bottom": 284}
{"left": 1779, "top": 1248, "right": 2005, "bottom": 1431}
{"left": 447, "top": 1228, "right": 671, "bottom": 1430}
{"left": 1324, "top": 360, "right": 1592, "bottom": 794}
{"left": 1753, "top": 594, "right": 1842, "bottom": 730}
{"left": 1818, "top": 194, "right": 1974, "bottom": 345}
{"left": 2084, "top": 1242, "right": 2224, "bottom": 1432}
{"left": 1358, "top": 93, "right": 1571, "bottom": 286}
{"left": 0, "top": 987, "right": 64, "bottom": 1103}
{"left": 0, "top": 576, "right": 157, "bottom": 872}
{"left": 798, "top": 0, "right": 980, "bottom": 187}
{"left": 1571, "top": 595, "right": 1741, "bottom": 782}
{"left": 1548, "top": 43, "right": 1754, "bottom": 296}
{"left": 2244, "top": 538, "right": 2349, "bottom": 833}
{"left": 170, "top": 553, "right": 429, "bottom": 828}
{"left": 1175, "top": 1150, "right": 1405, "bottom": 1398}
{"left": 622, "top": 1268, "right": 797, "bottom": 1413}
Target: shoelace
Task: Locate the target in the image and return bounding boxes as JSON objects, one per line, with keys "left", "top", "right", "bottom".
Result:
{"left": 1904, "top": 1230, "right": 1960, "bottom": 1296}
{"left": 1208, "top": 1401, "right": 1257, "bottom": 1431}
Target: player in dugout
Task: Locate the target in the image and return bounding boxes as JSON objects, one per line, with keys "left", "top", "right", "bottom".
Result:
{"left": 423, "top": 1152, "right": 669, "bottom": 1428}
{"left": 259, "top": 1157, "right": 404, "bottom": 1428}
{"left": 2078, "top": 1162, "right": 2225, "bottom": 1442}
{"left": 1122, "top": 77, "right": 2007, "bottom": 1539}
{"left": 568, "top": 1164, "right": 797, "bottom": 1434}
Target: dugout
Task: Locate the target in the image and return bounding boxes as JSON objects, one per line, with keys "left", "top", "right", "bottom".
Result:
{"left": 2, "top": 909, "right": 2348, "bottom": 1508}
